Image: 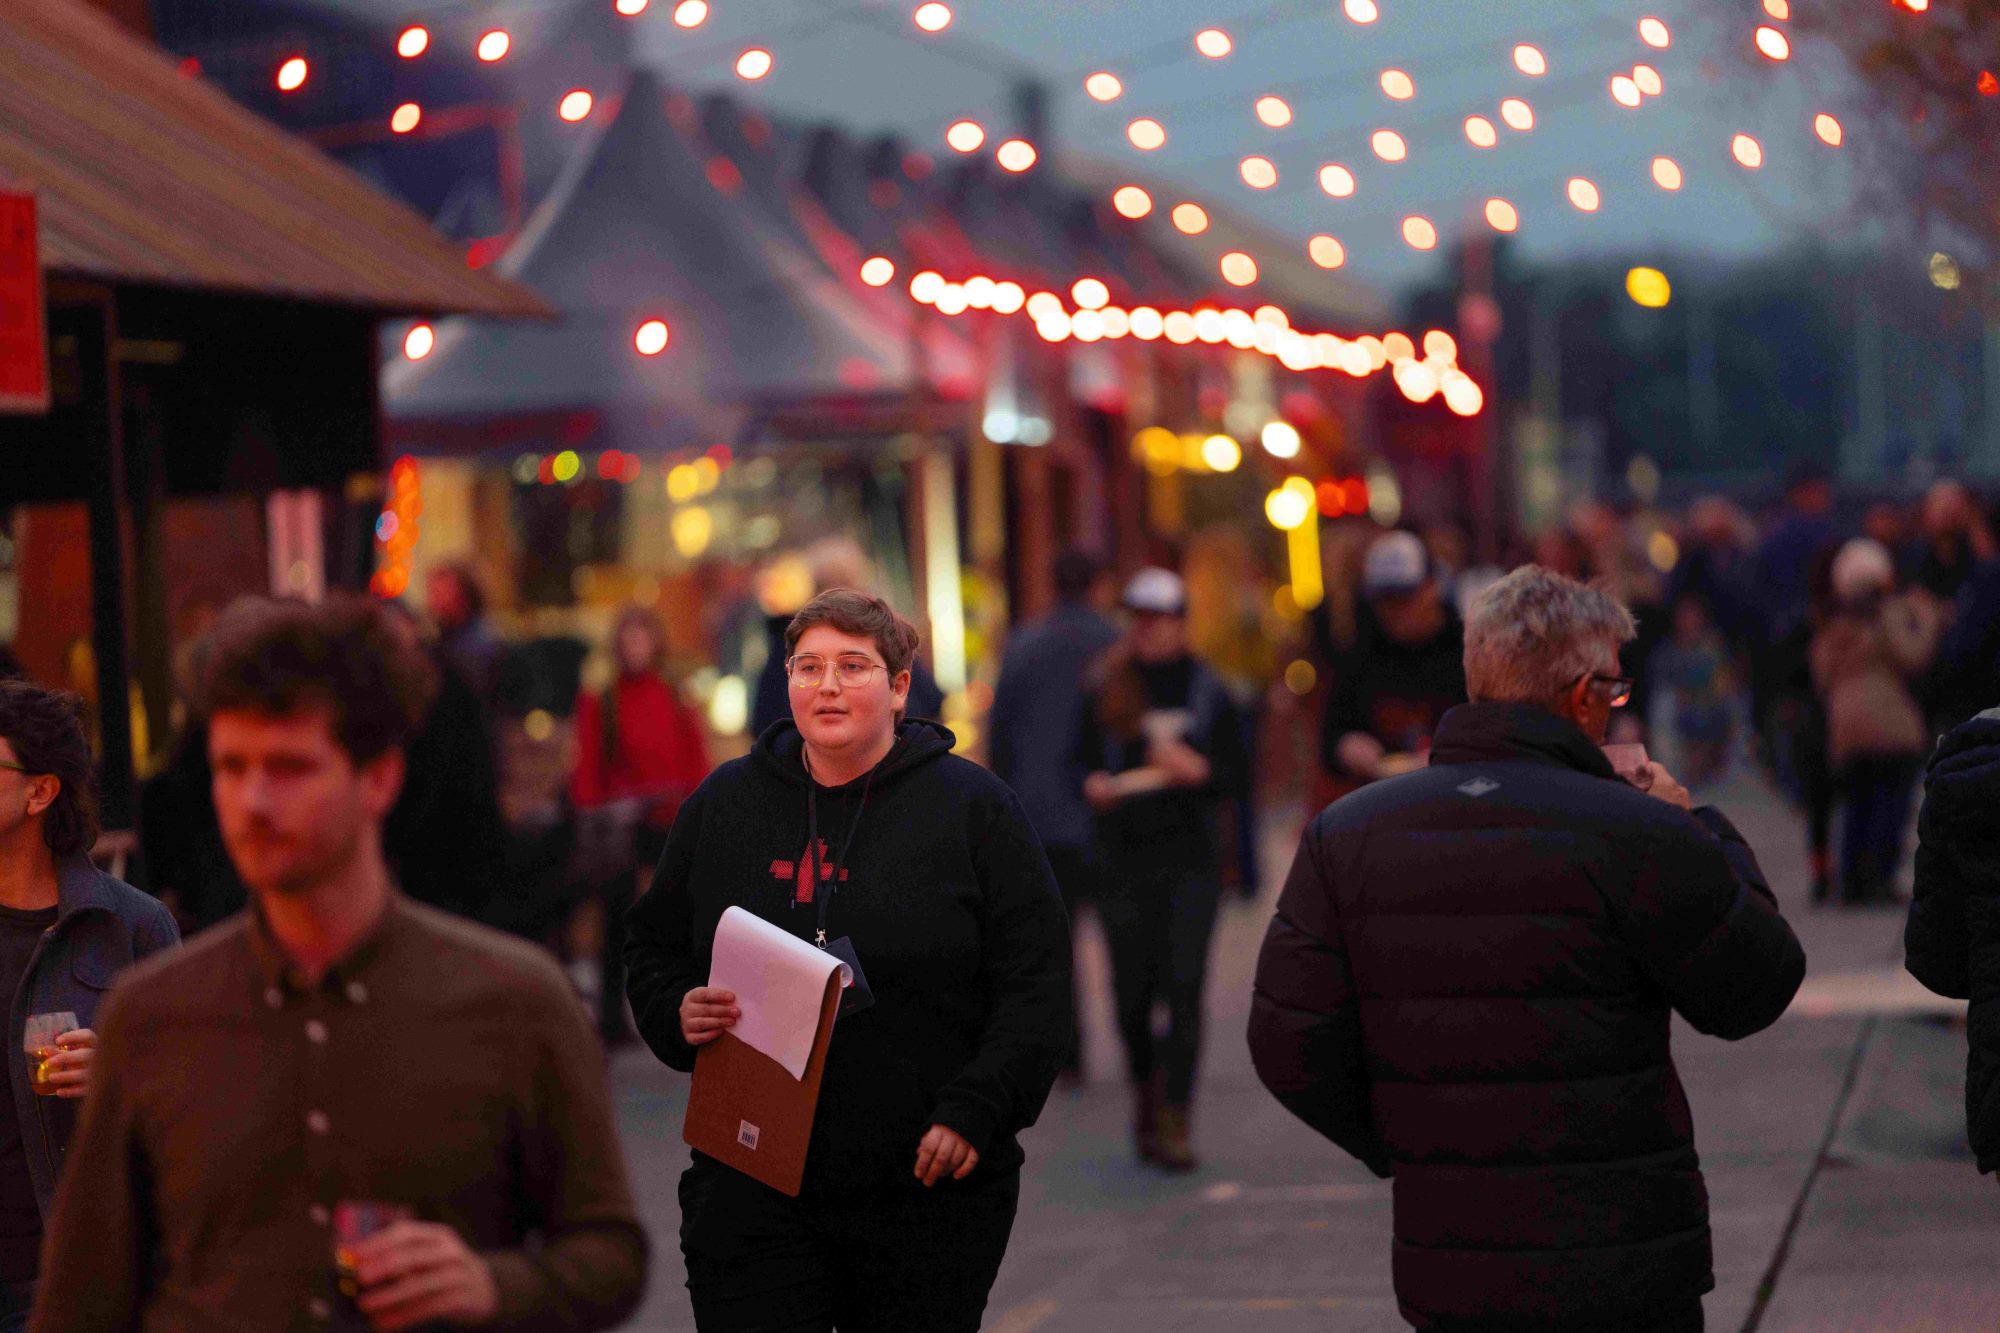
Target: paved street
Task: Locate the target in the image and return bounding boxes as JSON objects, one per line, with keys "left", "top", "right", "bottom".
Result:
{"left": 608, "top": 764, "right": 1997, "bottom": 1332}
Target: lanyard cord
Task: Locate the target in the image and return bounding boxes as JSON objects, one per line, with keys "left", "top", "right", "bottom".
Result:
{"left": 803, "top": 734, "right": 898, "bottom": 947}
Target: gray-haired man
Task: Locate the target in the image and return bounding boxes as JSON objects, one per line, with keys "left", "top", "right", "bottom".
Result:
{"left": 1250, "top": 564, "right": 1805, "bottom": 1331}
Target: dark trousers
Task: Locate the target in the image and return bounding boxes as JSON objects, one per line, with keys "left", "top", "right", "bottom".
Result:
{"left": 678, "top": 1158, "right": 1020, "bottom": 1333}
{"left": 0, "top": 1278, "right": 33, "bottom": 1333}
{"left": 1097, "top": 851, "right": 1223, "bottom": 1106}
{"left": 1836, "top": 756, "right": 1919, "bottom": 901}
{"left": 1042, "top": 844, "right": 1098, "bottom": 1075}
{"left": 1419, "top": 1297, "right": 1702, "bottom": 1332}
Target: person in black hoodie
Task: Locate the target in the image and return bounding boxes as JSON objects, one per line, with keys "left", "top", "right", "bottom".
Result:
{"left": 1250, "top": 565, "right": 1805, "bottom": 1331}
{"left": 624, "top": 588, "right": 1071, "bottom": 1333}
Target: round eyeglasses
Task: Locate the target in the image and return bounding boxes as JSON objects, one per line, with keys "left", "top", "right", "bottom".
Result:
{"left": 786, "top": 655, "right": 889, "bottom": 689}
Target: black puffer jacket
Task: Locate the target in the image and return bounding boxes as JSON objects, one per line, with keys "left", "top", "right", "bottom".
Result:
{"left": 1249, "top": 702, "right": 1805, "bottom": 1329}
{"left": 1905, "top": 707, "right": 2000, "bottom": 1173}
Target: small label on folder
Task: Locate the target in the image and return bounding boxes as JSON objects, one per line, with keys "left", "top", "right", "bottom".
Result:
{"left": 738, "top": 1120, "right": 760, "bottom": 1150}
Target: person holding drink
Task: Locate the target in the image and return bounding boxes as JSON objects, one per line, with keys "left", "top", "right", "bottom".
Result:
{"left": 31, "top": 596, "right": 645, "bottom": 1332}
{"left": 625, "top": 588, "right": 1071, "bottom": 1332}
{"left": 0, "top": 681, "right": 178, "bottom": 1331}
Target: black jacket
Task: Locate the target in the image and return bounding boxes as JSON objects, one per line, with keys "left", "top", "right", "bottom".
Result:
{"left": 1905, "top": 706, "right": 2000, "bottom": 1172}
{"left": 1249, "top": 702, "right": 1805, "bottom": 1328}
{"left": 624, "top": 719, "right": 1070, "bottom": 1198}
{"left": 1319, "top": 607, "right": 1467, "bottom": 780}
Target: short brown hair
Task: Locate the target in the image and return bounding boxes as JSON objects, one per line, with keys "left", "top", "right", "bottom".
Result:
{"left": 784, "top": 588, "right": 921, "bottom": 678}
{"left": 196, "top": 594, "right": 438, "bottom": 764}
{"left": 0, "top": 680, "right": 100, "bottom": 857}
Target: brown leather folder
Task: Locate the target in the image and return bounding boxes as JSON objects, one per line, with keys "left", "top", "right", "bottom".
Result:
{"left": 682, "top": 968, "right": 842, "bottom": 1196}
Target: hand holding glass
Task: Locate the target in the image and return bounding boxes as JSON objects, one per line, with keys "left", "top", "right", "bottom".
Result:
{"left": 24, "top": 1012, "right": 79, "bottom": 1097}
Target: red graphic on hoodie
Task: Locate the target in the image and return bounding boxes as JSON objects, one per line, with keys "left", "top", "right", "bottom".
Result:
{"left": 770, "top": 840, "right": 847, "bottom": 904}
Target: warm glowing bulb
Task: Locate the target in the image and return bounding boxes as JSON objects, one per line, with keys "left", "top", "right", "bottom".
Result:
{"left": 1442, "top": 373, "right": 1484, "bottom": 417}
{"left": 1611, "top": 75, "right": 1641, "bottom": 108}
{"left": 1484, "top": 198, "right": 1518, "bottom": 232}
{"left": 1380, "top": 69, "right": 1415, "bottom": 100}
{"left": 910, "top": 271, "right": 945, "bottom": 303}
{"left": 396, "top": 26, "right": 429, "bottom": 58}
{"left": 1239, "top": 156, "right": 1278, "bottom": 189}
{"left": 1072, "top": 278, "right": 1111, "bottom": 310}
{"left": 1220, "top": 252, "right": 1259, "bottom": 286}
{"left": 558, "top": 90, "right": 593, "bottom": 122}
{"left": 403, "top": 324, "right": 434, "bottom": 360}
{"left": 1036, "top": 313, "right": 1072, "bottom": 343}
{"left": 935, "top": 284, "right": 970, "bottom": 317}
{"left": 1652, "top": 156, "right": 1683, "bottom": 189}
{"left": 1112, "top": 186, "right": 1153, "bottom": 218}
{"left": 992, "top": 282, "right": 1026, "bottom": 314}
{"left": 1085, "top": 72, "right": 1123, "bottom": 102}
{"left": 1255, "top": 96, "right": 1293, "bottom": 128}
{"left": 1464, "top": 115, "right": 1498, "bottom": 148}
{"left": 1423, "top": 330, "right": 1458, "bottom": 362}
{"left": 276, "top": 57, "right": 308, "bottom": 91}
{"left": 1732, "top": 133, "right": 1763, "bottom": 168}
{"left": 1754, "top": 26, "right": 1790, "bottom": 61}
{"left": 1262, "top": 421, "right": 1302, "bottom": 458}
{"left": 1626, "top": 266, "right": 1672, "bottom": 308}
{"left": 1371, "top": 129, "right": 1407, "bottom": 161}
{"left": 1071, "top": 310, "right": 1105, "bottom": 342}
{"left": 1024, "top": 291, "right": 1061, "bottom": 320}
{"left": 1402, "top": 216, "right": 1437, "bottom": 250}
{"left": 1308, "top": 235, "right": 1345, "bottom": 269}
{"left": 996, "top": 139, "right": 1037, "bottom": 172}
{"left": 673, "top": 0, "right": 708, "bottom": 25}
{"left": 1567, "top": 177, "right": 1601, "bottom": 211}
{"left": 1195, "top": 28, "right": 1232, "bottom": 58}
{"left": 735, "top": 48, "right": 773, "bottom": 80}
{"left": 1639, "top": 16, "right": 1670, "bottom": 47}
{"left": 1814, "top": 113, "right": 1843, "bottom": 146}
{"left": 914, "top": 3, "right": 952, "bottom": 32}
{"left": 860, "top": 257, "right": 896, "bottom": 287}
{"left": 945, "top": 120, "right": 985, "bottom": 152}
{"left": 1344, "top": 0, "right": 1378, "bottom": 22}
{"left": 1130, "top": 307, "right": 1164, "bottom": 340}
{"left": 1633, "top": 64, "right": 1662, "bottom": 97}
{"left": 1318, "top": 164, "right": 1356, "bottom": 197}
{"left": 1201, "top": 434, "right": 1242, "bottom": 471}
{"left": 390, "top": 102, "right": 421, "bottom": 133}
{"left": 1764, "top": 0, "right": 1789, "bottom": 14}
{"left": 635, "top": 320, "right": 670, "bottom": 355}
{"left": 1500, "top": 97, "right": 1534, "bottom": 130}
{"left": 1171, "top": 203, "right": 1208, "bottom": 234}
{"left": 1127, "top": 118, "right": 1166, "bottom": 151}
{"left": 476, "top": 30, "right": 510, "bottom": 62}
{"left": 1164, "top": 312, "right": 1198, "bottom": 344}
{"left": 1514, "top": 44, "right": 1547, "bottom": 76}
{"left": 616, "top": 0, "right": 650, "bottom": 13}
{"left": 1383, "top": 333, "right": 1416, "bottom": 362}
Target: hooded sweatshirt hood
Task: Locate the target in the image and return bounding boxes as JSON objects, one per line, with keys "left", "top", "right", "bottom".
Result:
{"left": 751, "top": 717, "right": 957, "bottom": 791}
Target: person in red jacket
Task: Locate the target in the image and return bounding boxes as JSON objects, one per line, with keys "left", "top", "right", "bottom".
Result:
{"left": 570, "top": 607, "right": 710, "bottom": 1042}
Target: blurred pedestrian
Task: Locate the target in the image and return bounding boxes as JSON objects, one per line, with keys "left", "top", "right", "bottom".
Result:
{"left": 1666, "top": 497, "right": 1757, "bottom": 654}
{"left": 1080, "top": 568, "right": 1244, "bottom": 1171}
{"left": 32, "top": 595, "right": 646, "bottom": 1332}
{"left": 0, "top": 681, "right": 177, "bottom": 1331}
{"left": 989, "top": 549, "right": 1119, "bottom": 1080}
{"left": 1903, "top": 704, "right": 2000, "bottom": 1176}
{"left": 570, "top": 607, "right": 710, "bottom": 1044}
{"left": 1320, "top": 531, "right": 1466, "bottom": 795}
{"left": 426, "top": 561, "right": 509, "bottom": 705}
{"left": 1650, "top": 595, "right": 1736, "bottom": 788}
{"left": 1250, "top": 564, "right": 1805, "bottom": 1333}
{"left": 624, "top": 588, "right": 1069, "bottom": 1332}
{"left": 1810, "top": 539, "right": 1943, "bottom": 906}
{"left": 1912, "top": 480, "right": 1995, "bottom": 605}
{"left": 1749, "top": 462, "right": 1839, "bottom": 792}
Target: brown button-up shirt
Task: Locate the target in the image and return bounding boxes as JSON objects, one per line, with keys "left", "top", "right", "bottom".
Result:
{"left": 30, "top": 898, "right": 646, "bottom": 1333}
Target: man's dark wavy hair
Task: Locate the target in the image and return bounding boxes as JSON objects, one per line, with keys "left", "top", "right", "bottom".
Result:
{"left": 0, "top": 680, "right": 101, "bottom": 858}
{"left": 195, "top": 594, "right": 438, "bottom": 764}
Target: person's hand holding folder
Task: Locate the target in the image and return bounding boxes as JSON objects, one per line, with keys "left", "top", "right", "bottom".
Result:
{"left": 680, "top": 987, "right": 740, "bottom": 1047}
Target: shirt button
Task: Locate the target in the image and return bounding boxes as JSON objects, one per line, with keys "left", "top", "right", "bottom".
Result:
{"left": 306, "top": 1110, "right": 330, "bottom": 1136}
{"left": 264, "top": 987, "right": 284, "bottom": 1010}
{"left": 346, "top": 981, "right": 369, "bottom": 1005}
{"left": 308, "top": 1297, "right": 331, "bottom": 1321}
{"left": 309, "top": 1204, "right": 330, "bottom": 1226}
{"left": 305, "top": 1020, "right": 328, "bottom": 1045}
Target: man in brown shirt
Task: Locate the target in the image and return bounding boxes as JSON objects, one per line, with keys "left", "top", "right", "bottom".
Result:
{"left": 32, "top": 595, "right": 646, "bottom": 1332}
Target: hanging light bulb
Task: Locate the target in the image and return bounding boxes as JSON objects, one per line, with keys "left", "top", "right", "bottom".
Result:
{"left": 1651, "top": 156, "right": 1683, "bottom": 189}
{"left": 275, "top": 56, "right": 308, "bottom": 90}
{"left": 1194, "top": 28, "right": 1233, "bottom": 57}
{"left": 390, "top": 102, "right": 421, "bottom": 133}
{"left": 673, "top": 0, "right": 708, "bottom": 25}
{"left": 558, "top": 90, "right": 594, "bottom": 122}
{"left": 476, "top": 30, "right": 511, "bottom": 62}
{"left": 1318, "top": 164, "right": 1356, "bottom": 197}
{"left": 996, "top": 140, "right": 1037, "bottom": 172}
{"left": 1379, "top": 69, "right": 1415, "bottom": 100}
{"left": 1567, "top": 177, "right": 1601, "bottom": 211}
{"left": 1239, "top": 156, "right": 1278, "bottom": 189}
{"left": 1513, "top": 44, "right": 1547, "bottom": 76}
{"left": 1464, "top": 115, "right": 1498, "bottom": 148}
{"left": 1084, "top": 72, "right": 1123, "bottom": 102}
{"left": 396, "top": 26, "right": 429, "bottom": 57}
{"left": 1371, "top": 129, "right": 1407, "bottom": 161}
{"left": 735, "top": 48, "right": 773, "bottom": 80}
{"left": 1308, "top": 235, "right": 1345, "bottom": 268}
{"left": 1112, "top": 185, "right": 1153, "bottom": 218}
{"left": 1255, "top": 96, "right": 1293, "bottom": 128}
{"left": 1401, "top": 216, "right": 1437, "bottom": 249}
{"left": 1127, "top": 118, "right": 1166, "bottom": 151}
{"left": 945, "top": 120, "right": 985, "bottom": 152}
{"left": 1484, "top": 198, "right": 1518, "bottom": 232}
{"left": 1500, "top": 97, "right": 1534, "bottom": 130}
{"left": 913, "top": 3, "right": 953, "bottom": 32}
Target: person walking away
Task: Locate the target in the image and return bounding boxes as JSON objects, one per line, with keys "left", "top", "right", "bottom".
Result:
{"left": 426, "top": 562, "right": 509, "bottom": 706}
{"left": 1903, "top": 704, "right": 2000, "bottom": 1177}
{"left": 0, "top": 682, "right": 178, "bottom": 1331}
{"left": 1249, "top": 565, "right": 1805, "bottom": 1332}
{"left": 1749, "top": 462, "right": 1838, "bottom": 797}
{"left": 1810, "top": 539, "right": 1942, "bottom": 906}
{"left": 989, "top": 550, "right": 1119, "bottom": 1081}
{"left": 1080, "top": 568, "right": 1245, "bottom": 1171}
{"left": 31, "top": 595, "right": 646, "bottom": 1332}
{"left": 624, "top": 588, "right": 1070, "bottom": 1332}
{"left": 1320, "top": 531, "right": 1466, "bottom": 797}
{"left": 571, "top": 607, "right": 710, "bottom": 1044}
{"left": 1650, "top": 595, "right": 1737, "bottom": 788}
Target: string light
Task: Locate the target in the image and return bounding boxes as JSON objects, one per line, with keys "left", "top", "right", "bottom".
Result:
{"left": 396, "top": 26, "right": 428, "bottom": 57}
{"left": 1220, "top": 252, "right": 1259, "bottom": 286}
{"left": 1754, "top": 26, "right": 1790, "bottom": 60}
{"left": 390, "top": 102, "right": 421, "bottom": 133}
{"left": 1344, "top": 0, "right": 1379, "bottom": 22}
{"left": 1651, "top": 156, "right": 1683, "bottom": 189}
{"left": 403, "top": 324, "right": 434, "bottom": 360}
{"left": 1319, "top": 164, "right": 1356, "bottom": 196}
{"left": 476, "top": 30, "right": 510, "bottom": 62}
{"left": 1112, "top": 185, "right": 1153, "bottom": 218}
{"left": 1380, "top": 69, "right": 1415, "bottom": 100}
{"left": 860, "top": 257, "right": 896, "bottom": 287}
{"left": 1024, "top": 291, "right": 1061, "bottom": 319}
{"left": 1195, "top": 28, "right": 1233, "bottom": 57}
{"left": 1514, "top": 44, "right": 1547, "bottom": 76}
{"left": 1072, "top": 278, "right": 1111, "bottom": 310}
{"left": 1402, "top": 216, "right": 1438, "bottom": 249}
{"left": 1371, "top": 129, "right": 1407, "bottom": 161}
{"left": 1262, "top": 421, "right": 1302, "bottom": 459}
{"left": 1239, "top": 156, "right": 1278, "bottom": 189}
{"left": 1500, "top": 97, "right": 1534, "bottom": 130}
{"left": 1567, "top": 177, "right": 1601, "bottom": 211}
{"left": 914, "top": 3, "right": 953, "bottom": 32}
{"left": 1256, "top": 96, "right": 1293, "bottom": 128}
{"left": 1814, "top": 113, "right": 1843, "bottom": 146}
{"left": 1423, "top": 330, "right": 1457, "bottom": 361}
{"left": 1764, "top": 0, "right": 1789, "bottom": 14}
{"left": 1131, "top": 307, "right": 1164, "bottom": 339}
{"left": 946, "top": 120, "right": 985, "bottom": 152}
{"left": 1611, "top": 75, "right": 1641, "bottom": 107}
{"left": 1731, "top": 133, "right": 1763, "bottom": 168}
{"left": 1171, "top": 203, "right": 1208, "bottom": 234}
{"left": 673, "top": 1, "right": 708, "bottom": 26}
{"left": 1639, "top": 17, "right": 1670, "bottom": 48}
{"left": 1127, "top": 118, "right": 1166, "bottom": 151}
{"left": 993, "top": 282, "right": 1026, "bottom": 314}
{"left": 1085, "top": 72, "right": 1123, "bottom": 101}
{"left": 558, "top": 90, "right": 594, "bottom": 122}
{"left": 1633, "top": 64, "right": 1662, "bottom": 96}
{"left": 996, "top": 140, "right": 1037, "bottom": 172}
{"left": 635, "top": 319, "right": 671, "bottom": 355}
{"left": 276, "top": 56, "right": 308, "bottom": 90}
{"left": 1309, "top": 235, "right": 1345, "bottom": 268}
{"left": 1464, "top": 115, "right": 1498, "bottom": 147}
{"left": 1484, "top": 198, "right": 1518, "bottom": 231}
{"left": 736, "top": 48, "right": 774, "bottom": 79}
{"left": 615, "top": 0, "right": 648, "bottom": 13}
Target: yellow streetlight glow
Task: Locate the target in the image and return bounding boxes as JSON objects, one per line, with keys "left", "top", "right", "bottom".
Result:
{"left": 1626, "top": 266, "right": 1672, "bottom": 307}
{"left": 1930, "top": 252, "right": 1961, "bottom": 290}
{"left": 1261, "top": 421, "right": 1302, "bottom": 458}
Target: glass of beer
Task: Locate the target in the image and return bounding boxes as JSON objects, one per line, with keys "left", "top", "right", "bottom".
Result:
{"left": 333, "top": 1201, "right": 413, "bottom": 1311}
{"left": 23, "top": 1012, "right": 78, "bottom": 1097}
